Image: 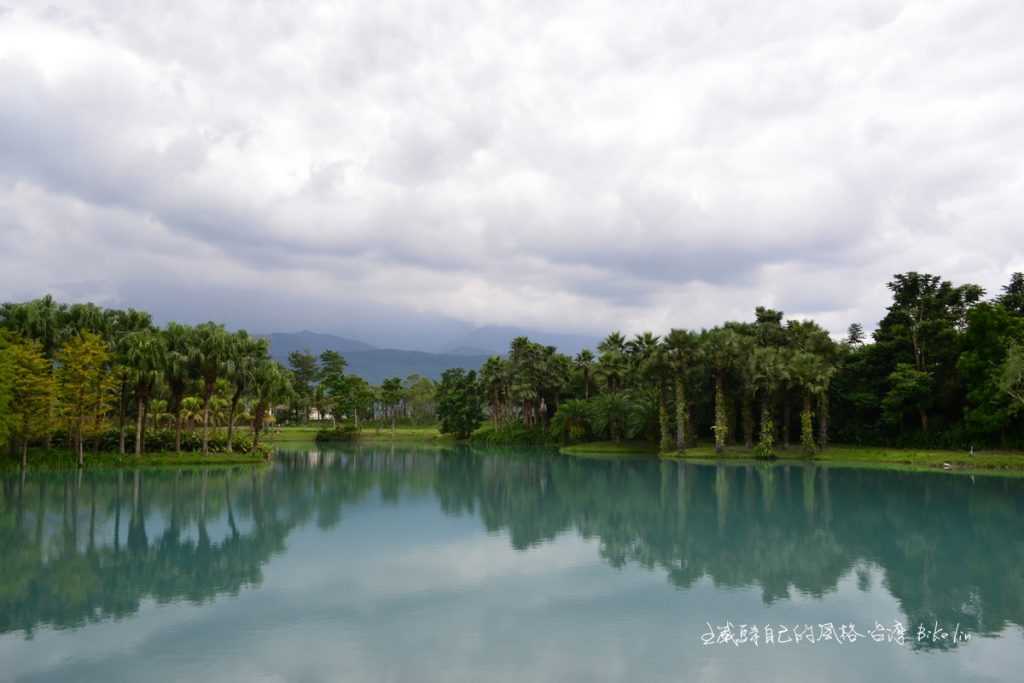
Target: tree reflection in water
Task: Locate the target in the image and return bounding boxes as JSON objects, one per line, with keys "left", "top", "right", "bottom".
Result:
{"left": 2, "top": 444, "right": 1022, "bottom": 650}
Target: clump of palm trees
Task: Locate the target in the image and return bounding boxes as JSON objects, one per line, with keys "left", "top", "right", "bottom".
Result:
{"left": 0, "top": 296, "right": 293, "bottom": 462}
{"left": 480, "top": 306, "right": 837, "bottom": 455}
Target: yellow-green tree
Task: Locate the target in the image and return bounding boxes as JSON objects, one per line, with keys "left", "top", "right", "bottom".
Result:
{"left": 11, "top": 338, "right": 55, "bottom": 467}
{"left": 57, "top": 331, "right": 114, "bottom": 466}
{"left": 0, "top": 332, "right": 15, "bottom": 450}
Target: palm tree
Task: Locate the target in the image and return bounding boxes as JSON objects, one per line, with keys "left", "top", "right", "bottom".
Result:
{"left": 189, "top": 322, "right": 230, "bottom": 455}
{"left": 703, "top": 328, "right": 743, "bottom": 454}
{"left": 664, "top": 329, "right": 700, "bottom": 452}
{"left": 789, "top": 350, "right": 833, "bottom": 454}
{"left": 597, "top": 332, "right": 628, "bottom": 393}
{"left": 163, "top": 322, "right": 193, "bottom": 453}
{"left": 751, "top": 346, "right": 784, "bottom": 456}
{"left": 573, "top": 349, "right": 595, "bottom": 399}
{"left": 123, "top": 329, "right": 166, "bottom": 455}
{"left": 250, "top": 360, "right": 291, "bottom": 450}
{"left": 479, "top": 356, "right": 508, "bottom": 428}
{"left": 224, "top": 331, "right": 268, "bottom": 452}
{"left": 551, "top": 399, "right": 590, "bottom": 443}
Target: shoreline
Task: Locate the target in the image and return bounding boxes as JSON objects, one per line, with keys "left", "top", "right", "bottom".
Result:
{"left": 559, "top": 441, "right": 1024, "bottom": 476}
{"left": 2, "top": 448, "right": 269, "bottom": 471}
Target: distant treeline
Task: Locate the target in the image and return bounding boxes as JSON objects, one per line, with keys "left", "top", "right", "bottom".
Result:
{"left": 0, "top": 299, "right": 433, "bottom": 467}
{"left": 435, "top": 272, "right": 1024, "bottom": 452}
{"left": 5, "top": 270, "right": 1024, "bottom": 463}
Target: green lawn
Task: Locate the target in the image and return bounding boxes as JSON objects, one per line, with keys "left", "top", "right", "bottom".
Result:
{"left": 561, "top": 441, "right": 1024, "bottom": 475}
{"left": 266, "top": 424, "right": 455, "bottom": 443}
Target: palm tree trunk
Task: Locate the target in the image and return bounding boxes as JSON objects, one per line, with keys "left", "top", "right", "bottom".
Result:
{"left": 801, "top": 395, "right": 815, "bottom": 454}
{"left": 714, "top": 373, "right": 727, "bottom": 454}
{"left": 817, "top": 393, "right": 829, "bottom": 450}
{"left": 742, "top": 395, "right": 754, "bottom": 449}
{"left": 759, "top": 398, "right": 773, "bottom": 455}
{"left": 674, "top": 376, "right": 686, "bottom": 452}
{"left": 782, "top": 400, "right": 791, "bottom": 449}
{"left": 174, "top": 410, "right": 182, "bottom": 454}
{"left": 202, "top": 391, "right": 211, "bottom": 455}
{"left": 659, "top": 386, "right": 672, "bottom": 452}
{"left": 135, "top": 395, "right": 144, "bottom": 456}
{"left": 118, "top": 379, "right": 127, "bottom": 454}
{"left": 226, "top": 392, "right": 241, "bottom": 453}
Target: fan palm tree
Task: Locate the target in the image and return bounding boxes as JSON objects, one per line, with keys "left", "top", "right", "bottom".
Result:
{"left": 250, "top": 360, "right": 291, "bottom": 449}
{"left": 664, "top": 328, "right": 700, "bottom": 452}
{"left": 123, "top": 329, "right": 166, "bottom": 455}
{"left": 224, "top": 331, "right": 268, "bottom": 452}
{"left": 189, "top": 322, "right": 230, "bottom": 454}
{"left": 703, "top": 328, "right": 743, "bottom": 454}
{"left": 573, "top": 349, "right": 595, "bottom": 399}
{"left": 163, "top": 322, "right": 193, "bottom": 453}
{"left": 789, "top": 350, "right": 833, "bottom": 454}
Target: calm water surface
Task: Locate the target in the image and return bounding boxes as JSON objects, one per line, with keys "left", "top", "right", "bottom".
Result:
{"left": 2, "top": 444, "right": 1023, "bottom": 682}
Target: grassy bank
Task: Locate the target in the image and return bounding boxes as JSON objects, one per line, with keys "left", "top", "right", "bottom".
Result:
{"left": 3, "top": 448, "right": 269, "bottom": 471}
{"left": 267, "top": 425, "right": 456, "bottom": 443}
{"left": 561, "top": 441, "right": 1024, "bottom": 475}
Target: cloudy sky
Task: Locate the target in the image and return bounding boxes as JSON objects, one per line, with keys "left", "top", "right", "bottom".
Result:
{"left": 1, "top": 0, "right": 1022, "bottom": 348}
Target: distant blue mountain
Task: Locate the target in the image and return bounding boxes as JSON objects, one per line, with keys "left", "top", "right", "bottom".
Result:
{"left": 263, "top": 330, "right": 377, "bottom": 358}
{"left": 263, "top": 331, "right": 488, "bottom": 383}
{"left": 340, "top": 349, "right": 490, "bottom": 384}
{"left": 440, "top": 325, "right": 600, "bottom": 356}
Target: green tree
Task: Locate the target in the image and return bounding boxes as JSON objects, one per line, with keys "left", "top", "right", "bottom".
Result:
{"left": 996, "top": 272, "right": 1024, "bottom": 316}
{"left": 704, "top": 328, "right": 743, "bottom": 453}
{"left": 288, "top": 350, "right": 319, "bottom": 422}
{"left": 0, "top": 333, "right": 14, "bottom": 450}
{"left": 664, "top": 328, "right": 700, "bottom": 452}
{"left": 124, "top": 329, "right": 166, "bottom": 455}
{"left": 250, "top": 360, "right": 292, "bottom": 449}
{"left": 436, "top": 368, "right": 484, "bottom": 439}
{"left": 56, "top": 331, "right": 113, "bottom": 466}
{"left": 380, "top": 377, "right": 405, "bottom": 433}
{"left": 318, "top": 350, "right": 348, "bottom": 425}
{"left": 999, "top": 343, "right": 1024, "bottom": 414}
{"left": 163, "top": 322, "right": 193, "bottom": 453}
{"left": 882, "top": 363, "right": 933, "bottom": 433}
{"left": 10, "top": 338, "right": 55, "bottom": 466}
{"left": 574, "top": 349, "right": 595, "bottom": 399}
{"left": 189, "top": 322, "right": 230, "bottom": 455}
{"left": 224, "top": 332, "right": 268, "bottom": 451}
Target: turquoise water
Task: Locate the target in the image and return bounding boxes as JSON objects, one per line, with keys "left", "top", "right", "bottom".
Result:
{"left": 1, "top": 444, "right": 1023, "bottom": 682}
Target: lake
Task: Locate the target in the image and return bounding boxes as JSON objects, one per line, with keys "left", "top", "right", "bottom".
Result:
{"left": 1, "top": 444, "right": 1023, "bottom": 682}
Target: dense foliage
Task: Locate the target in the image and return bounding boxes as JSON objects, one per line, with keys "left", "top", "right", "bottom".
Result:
{"left": 0, "top": 297, "right": 439, "bottom": 465}
{"left": 445, "top": 271, "right": 1024, "bottom": 452}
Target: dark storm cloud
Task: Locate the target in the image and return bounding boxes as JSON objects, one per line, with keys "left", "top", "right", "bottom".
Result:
{"left": 1, "top": 0, "right": 1023, "bottom": 342}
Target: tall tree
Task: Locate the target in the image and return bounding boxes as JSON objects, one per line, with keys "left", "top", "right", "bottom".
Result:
{"left": 250, "top": 360, "right": 292, "bottom": 450}
{"left": 189, "top": 322, "right": 230, "bottom": 455}
{"left": 704, "top": 328, "right": 743, "bottom": 454}
{"left": 163, "top": 323, "right": 193, "bottom": 453}
{"left": 224, "top": 332, "right": 268, "bottom": 452}
{"left": 56, "top": 332, "right": 113, "bottom": 466}
{"left": 10, "top": 338, "right": 55, "bottom": 467}
{"left": 436, "top": 368, "right": 484, "bottom": 439}
{"left": 574, "top": 349, "right": 595, "bottom": 399}
{"left": 664, "top": 329, "right": 700, "bottom": 452}
{"left": 288, "top": 350, "right": 319, "bottom": 422}
{"left": 380, "top": 377, "right": 405, "bottom": 434}
{"left": 124, "top": 329, "right": 166, "bottom": 455}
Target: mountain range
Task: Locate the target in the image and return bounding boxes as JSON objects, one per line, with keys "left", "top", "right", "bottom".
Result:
{"left": 262, "top": 326, "right": 600, "bottom": 384}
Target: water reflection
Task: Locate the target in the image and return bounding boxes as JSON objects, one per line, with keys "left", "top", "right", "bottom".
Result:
{"left": 2, "top": 445, "right": 1023, "bottom": 652}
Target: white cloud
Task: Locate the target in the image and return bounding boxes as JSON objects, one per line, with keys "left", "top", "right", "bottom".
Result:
{"left": 1, "top": 0, "right": 1023, "bottom": 341}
